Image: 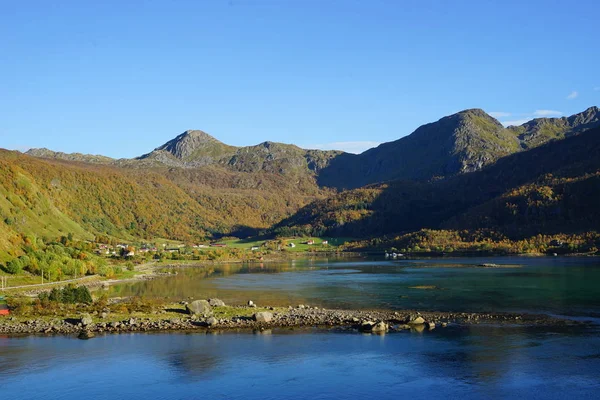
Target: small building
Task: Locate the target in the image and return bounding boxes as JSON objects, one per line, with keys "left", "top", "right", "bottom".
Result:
{"left": 306, "top": 240, "right": 315, "bottom": 245}
{"left": 322, "top": 240, "right": 328, "bottom": 245}
{"left": 251, "top": 246, "right": 260, "bottom": 251}
{"left": 210, "top": 243, "right": 227, "bottom": 247}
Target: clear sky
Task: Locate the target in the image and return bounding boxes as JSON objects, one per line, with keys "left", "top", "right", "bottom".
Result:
{"left": 1, "top": 0, "right": 599, "bottom": 157}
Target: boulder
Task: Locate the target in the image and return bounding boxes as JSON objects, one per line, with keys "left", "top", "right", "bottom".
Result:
{"left": 427, "top": 322, "right": 436, "bottom": 330}
{"left": 248, "top": 300, "right": 257, "bottom": 308}
{"left": 186, "top": 300, "right": 213, "bottom": 317}
{"left": 408, "top": 316, "right": 425, "bottom": 325}
{"left": 78, "top": 330, "right": 95, "bottom": 340}
{"left": 80, "top": 313, "right": 93, "bottom": 326}
{"left": 359, "top": 321, "right": 375, "bottom": 332}
{"left": 371, "top": 321, "right": 389, "bottom": 333}
{"left": 254, "top": 312, "right": 273, "bottom": 323}
{"left": 206, "top": 317, "right": 218, "bottom": 326}
{"left": 208, "top": 298, "right": 226, "bottom": 307}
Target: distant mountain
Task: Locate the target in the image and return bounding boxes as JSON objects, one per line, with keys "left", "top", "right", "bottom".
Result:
{"left": 317, "top": 106, "right": 600, "bottom": 189}
{"left": 25, "top": 148, "right": 115, "bottom": 164}
{"left": 508, "top": 106, "right": 600, "bottom": 149}
{"left": 138, "top": 130, "right": 342, "bottom": 175}
{"left": 275, "top": 124, "right": 600, "bottom": 239}
{"left": 318, "top": 109, "right": 519, "bottom": 189}
{"left": 26, "top": 107, "right": 599, "bottom": 191}
{"left": 10, "top": 106, "right": 599, "bottom": 252}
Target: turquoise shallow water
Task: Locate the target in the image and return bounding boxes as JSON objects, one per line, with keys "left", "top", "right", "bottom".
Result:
{"left": 1, "top": 325, "right": 600, "bottom": 400}
{"left": 110, "top": 256, "right": 600, "bottom": 317}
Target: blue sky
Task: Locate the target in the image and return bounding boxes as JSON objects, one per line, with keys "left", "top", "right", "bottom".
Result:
{"left": 1, "top": 0, "right": 599, "bottom": 157}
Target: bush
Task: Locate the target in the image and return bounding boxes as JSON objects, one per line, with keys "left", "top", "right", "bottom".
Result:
{"left": 4, "top": 258, "right": 23, "bottom": 274}
{"left": 40, "top": 284, "right": 93, "bottom": 304}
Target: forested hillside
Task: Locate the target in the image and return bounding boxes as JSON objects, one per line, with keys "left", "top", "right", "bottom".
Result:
{"left": 0, "top": 149, "right": 333, "bottom": 258}
{"left": 6, "top": 106, "right": 598, "bottom": 258}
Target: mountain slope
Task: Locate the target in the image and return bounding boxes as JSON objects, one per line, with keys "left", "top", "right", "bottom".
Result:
{"left": 0, "top": 149, "right": 335, "bottom": 254}
{"left": 138, "top": 130, "right": 342, "bottom": 175}
{"left": 276, "top": 124, "right": 600, "bottom": 238}
{"left": 26, "top": 148, "right": 115, "bottom": 164}
{"left": 508, "top": 106, "right": 600, "bottom": 149}
{"left": 317, "top": 107, "right": 600, "bottom": 190}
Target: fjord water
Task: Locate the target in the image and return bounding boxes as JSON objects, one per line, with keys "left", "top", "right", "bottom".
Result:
{"left": 2, "top": 326, "right": 600, "bottom": 400}
{"left": 3, "top": 257, "right": 600, "bottom": 399}
{"left": 110, "top": 256, "right": 600, "bottom": 318}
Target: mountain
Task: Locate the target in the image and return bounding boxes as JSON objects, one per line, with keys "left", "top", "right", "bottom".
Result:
{"left": 138, "top": 130, "right": 342, "bottom": 175}
{"left": 25, "top": 148, "right": 115, "bottom": 164}
{"left": 10, "top": 106, "right": 599, "bottom": 255}
{"left": 508, "top": 106, "right": 600, "bottom": 149}
{"left": 0, "top": 147, "right": 340, "bottom": 261}
{"left": 26, "top": 108, "right": 600, "bottom": 192}
{"left": 275, "top": 124, "right": 600, "bottom": 239}
{"left": 317, "top": 107, "right": 600, "bottom": 189}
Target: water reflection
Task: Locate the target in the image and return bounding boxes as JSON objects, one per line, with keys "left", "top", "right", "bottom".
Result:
{"left": 1, "top": 326, "right": 599, "bottom": 399}
{"left": 108, "top": 257, "right": 600, "bottom": 316}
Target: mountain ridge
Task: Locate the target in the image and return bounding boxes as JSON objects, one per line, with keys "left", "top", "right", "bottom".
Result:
{"left": 22, "top": 106, "right": 600, "bottom": 193}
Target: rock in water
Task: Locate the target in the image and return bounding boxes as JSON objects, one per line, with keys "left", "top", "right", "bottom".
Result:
{"left": 78, "top": 330, "right": 95, "bottom": 340}
{"left": 80, "top": 313, "right": 93, "bottom": 326}
{"left": 359, "top": 321, "right": 375, "bottom": 332}
{"left": 408, "top": 316, "right": 425, "bottom": 325}
{"left": 371, "top": 321, "right": 389, "bottom": 333}
{"left": 208, "top": 298, "right": 226, "bottom": 307}
{"left": 186, "top": 300, "right": 213, "bottom": 317}
{"left": 254, "top": 312, "right": 273, "bottom": 323}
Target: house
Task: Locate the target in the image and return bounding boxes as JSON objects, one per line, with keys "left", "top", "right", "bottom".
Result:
{"left": 306, "top": 240, "right": 315, "bottom": 245}
{"left": 251, "top": 246, "right": 260, "bottom": 251}
{"left": 322, "top": 240, "right": 328, "bottom": 245}
{"left": 210, "top": 243, "right": 227, "bottom": 247}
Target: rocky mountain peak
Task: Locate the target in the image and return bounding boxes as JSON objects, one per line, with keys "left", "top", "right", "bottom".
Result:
{"left": 150, "top": 130, "right": 230, "bottom": 160}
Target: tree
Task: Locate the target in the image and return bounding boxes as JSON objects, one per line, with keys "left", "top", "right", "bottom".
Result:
{"left": 5, "top": 258, "right": 23, "bottom": 274}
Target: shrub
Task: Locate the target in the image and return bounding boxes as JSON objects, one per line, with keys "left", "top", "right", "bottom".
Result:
{"left": 4, "top": 258, "right": 23, "bottom": 274}
{"left": 40, "top": 284, "right": 93, "bottom": 304}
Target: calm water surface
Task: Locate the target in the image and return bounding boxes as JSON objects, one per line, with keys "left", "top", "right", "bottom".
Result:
{"left": 110, "top": 256, "right": 600, "bottom": 317}
{"left": 2, "top": 325, "right": 600, "bottom": 400}
{"left": 3, "top": 257, "right": 599, "bottom": 398}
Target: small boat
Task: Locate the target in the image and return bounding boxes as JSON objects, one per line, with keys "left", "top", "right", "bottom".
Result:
{"left": 0, "top": 296, "right": 9, "bottom": 316}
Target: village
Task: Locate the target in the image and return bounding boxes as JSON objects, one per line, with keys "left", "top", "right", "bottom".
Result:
{"left": 91, "top": 236, "right": 337, "bottom": 262}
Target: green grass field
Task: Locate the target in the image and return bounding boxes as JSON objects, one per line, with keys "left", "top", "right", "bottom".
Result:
{"left": 221, "top": 237, "right": 353, "bottom": 252}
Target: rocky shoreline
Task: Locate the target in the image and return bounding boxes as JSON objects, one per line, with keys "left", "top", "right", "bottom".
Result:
{"left": 0, "top": 301, "right": 588, "bottom": 337}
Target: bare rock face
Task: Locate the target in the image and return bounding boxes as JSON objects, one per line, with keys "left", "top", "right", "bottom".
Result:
{"left": 186, "top": 300, "right": 213, "bottom": 317}
{"left": 254, "top": 312, "right": 273, "bottom": 323}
